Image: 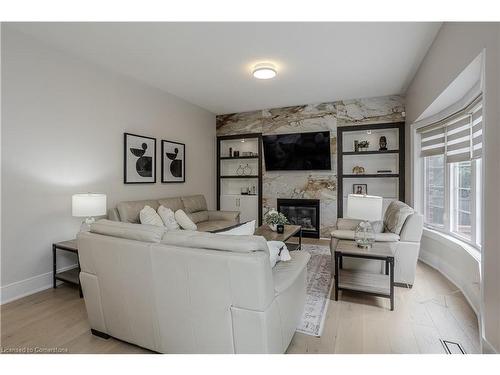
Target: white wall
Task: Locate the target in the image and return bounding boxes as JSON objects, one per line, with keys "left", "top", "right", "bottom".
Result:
{"left": 0, "top": 27, "right": 216, "bottom": 303}
{"left": 419, "top": 229, "right": 481, "bottom": 314}
{"left": 405, "top": 23, "right": 500, "bottom": 353}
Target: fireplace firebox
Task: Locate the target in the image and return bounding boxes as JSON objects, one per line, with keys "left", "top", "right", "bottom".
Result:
{"left": 277, "top": 198, "right": 320, "bottom": 238}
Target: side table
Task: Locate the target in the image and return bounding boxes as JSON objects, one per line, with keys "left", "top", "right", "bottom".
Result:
{"left": 52, "top": 239, "right": 83, "bottom": 297}
{"left": 333, "top": 240, "right": 395, "bottom": 310}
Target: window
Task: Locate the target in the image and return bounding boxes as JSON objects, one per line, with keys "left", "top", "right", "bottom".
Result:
{"left": 419, "top": 96, "right": 483, "bottom": 249}
{"left": 451, "top": 161, "right": 472, "bottom": 239}
{"left": 424, "top": 155, "right": 445, "bottom": 227}
{"left": 422, "top": 157, "right": 482, "bottom": 248}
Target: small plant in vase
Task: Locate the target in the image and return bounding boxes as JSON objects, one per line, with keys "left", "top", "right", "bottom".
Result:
{"left": 265, "top": 210, "right": 289, "bottom": 232}
{"left": 358, "top": 140, "right": 370, "bottom": 151}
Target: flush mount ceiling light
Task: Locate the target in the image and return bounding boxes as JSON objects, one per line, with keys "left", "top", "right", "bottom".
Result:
{"left": 252, "top": 63, "right": 277, "bottom": 80}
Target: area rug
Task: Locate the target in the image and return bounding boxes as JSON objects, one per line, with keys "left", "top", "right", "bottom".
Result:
{"left": 296, "top": 244, "right": 333, "bottom": 337}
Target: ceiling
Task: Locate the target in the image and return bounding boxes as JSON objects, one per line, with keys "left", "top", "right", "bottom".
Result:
{"left": 9, "top": 22, "right": 442, "bottom": 114}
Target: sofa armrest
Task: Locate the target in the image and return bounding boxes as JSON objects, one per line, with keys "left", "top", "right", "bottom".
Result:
{"left": 399, "top": 213, "right": 423, "bottom": 242}
{"left": 334, "top": 218, "right": 362, "bottom": 231}
{"left": 208, "top": 210, "right": 240, "bottom": 223}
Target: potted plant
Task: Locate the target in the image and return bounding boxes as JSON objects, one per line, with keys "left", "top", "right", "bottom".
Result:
{"left": 358, "top": 140, "right": 370, "bottom": 151}
{"left": 264, "top": 209, "right": 289, "bottom": 232}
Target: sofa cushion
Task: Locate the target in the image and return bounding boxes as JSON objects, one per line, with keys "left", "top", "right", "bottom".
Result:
{"left": 160, "top": 230, "right": 268, "bottom": 254}
{"left": 174, "top": 209, "right": 197, "bottom": 231}
{"left": 139, "top": 205, "right": 164, "bottom": 227}
{"left": 182, "top": 195, "right": 208, "bottom": 213}
{"left": 157, "top": 205, "right": 180, "bottom": 230}
{"left": 273, "top": 251, "right": 310, "bottom": 294}
{"left": 90, "top": 219, "right": 165, "bottom": 243}
{"left": 383, "top": 201, "right": 414, "bottom": 235}
{"left": 188, "top": 210, "right": 209, "bottom": 224}
{"left": 331, "top": 229, "right": 400, "bottom": 242}
{"left": 216, "top": 220, "right": 256, "bottom": 235}
{"left": 117, "top": 199, "right": 160, "bottom": 223}
{"left": 197, "top": 220, "right": 238, "bottom": 232}
{"left": 157, "top": 197, "right": 184, "bottom": 213}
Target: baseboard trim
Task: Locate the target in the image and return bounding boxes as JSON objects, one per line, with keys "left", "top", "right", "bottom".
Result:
{"left": 0, "top": 264, "right": 78, "bottom": 305}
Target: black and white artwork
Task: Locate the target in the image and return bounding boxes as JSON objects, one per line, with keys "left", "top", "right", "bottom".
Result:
{"left": 124, "top": 133, "right": 156, "bottom": 184}
{"left": 161, "top": 140, "right": 185, "bottom": 183}
{"left": 353, "top": 184, "right": 368, "bottom": 195}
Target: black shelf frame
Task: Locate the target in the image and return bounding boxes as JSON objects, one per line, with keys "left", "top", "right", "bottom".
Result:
{"left": 337, "top": 122, "right": 405, "bottom": 218}
{"left": 343, "top": 174, "right": 400, "bottom": 178}
{"left": 342, "top": 150, "right": 399, "bottom": 155}
{"left": 217, "top": 133, "right": 263, "bottom": 226}
{"left": 220, "top": 156, "right": 259, "bottom": 160}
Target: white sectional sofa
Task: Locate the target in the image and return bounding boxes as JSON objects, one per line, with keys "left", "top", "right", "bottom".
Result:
{"left": 77, "top": 220, "right": 310, "bottom": 353}
{"left": 108, "top": 194, "right": 240, "bottom": 232}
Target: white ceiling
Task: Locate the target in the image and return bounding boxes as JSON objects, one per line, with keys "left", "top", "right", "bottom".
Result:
{"left": 9, "top": 22, "right": 441, "bottom": 114}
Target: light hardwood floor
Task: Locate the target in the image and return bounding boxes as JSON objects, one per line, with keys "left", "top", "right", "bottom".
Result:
{"left": 1, "top": 240, "right": 480, "bottom": 354}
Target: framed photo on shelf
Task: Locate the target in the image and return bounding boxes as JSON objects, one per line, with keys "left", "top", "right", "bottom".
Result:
{"left": 353, "top": 184, "right": 367, "bottom": 195}
{"left": 161, "top": 140, "right": 185, "bottom": 183}
{"left": 124, "top": 133, "right": 156, "bottom": 184}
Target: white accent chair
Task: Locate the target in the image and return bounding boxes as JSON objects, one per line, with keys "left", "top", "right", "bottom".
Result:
{"left": 330, "top": 200, "right": 424, "bottom": 286}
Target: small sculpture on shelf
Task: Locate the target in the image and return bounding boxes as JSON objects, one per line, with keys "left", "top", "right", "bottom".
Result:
{"left": 379, "top": 136, "right": 388, "bottom": 151}
{"left": 229, "top": 147, "right": 233, "bottom": 157}
{"left": 354, "top": 140, "right": 359, "bottom": 152}
{"left": 352, "top": 165, "right": 365, "bottom": 175}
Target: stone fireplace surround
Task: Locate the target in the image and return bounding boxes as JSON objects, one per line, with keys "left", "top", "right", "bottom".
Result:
{"left": 216, "top": 95, "right": 405, "bottom": 237}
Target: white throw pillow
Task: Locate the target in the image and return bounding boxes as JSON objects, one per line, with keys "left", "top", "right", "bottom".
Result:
{"left": 267, "top": 241, "right": 291, "bottom": 268}
{"left": 217, "top": 220, "right": 256, "bottom": 235}
{"left": 158, "top": 205, "right": 180, "bottom": 231}
{"left": 139, "top": 205, "right": 164, "bottom": 227}
{"left": 174, "top": 209, "right": 197, "bottom": 231}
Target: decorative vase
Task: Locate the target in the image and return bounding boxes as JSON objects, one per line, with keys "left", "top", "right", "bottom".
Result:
{"left": 354, "top": 221, "right": 376, "bottom": 248}
{"left": 277, "top": 224, "right": 284, "bottom": 234}
{"left": 269, "top": 223, "right": 277, "bottom": 231}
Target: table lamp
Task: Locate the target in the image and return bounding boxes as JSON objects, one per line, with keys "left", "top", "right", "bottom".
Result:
{"left": 72, "top": 193, "right": 107, "bottom": 232}
{"left": 346, "top": 194, "right": 383, "bottom": 248}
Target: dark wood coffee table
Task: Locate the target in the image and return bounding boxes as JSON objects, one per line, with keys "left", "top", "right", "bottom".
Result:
{"left": 254, "top": 224, "right": 302, "bottom": 251}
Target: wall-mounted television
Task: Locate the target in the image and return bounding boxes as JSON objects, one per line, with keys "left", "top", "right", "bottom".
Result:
{"left": 263, "top": 131, "right": 331, "bottom": 171}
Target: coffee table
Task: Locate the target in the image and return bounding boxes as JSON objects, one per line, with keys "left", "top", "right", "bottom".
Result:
{"left": 254, "top": 224, "right": 302, "bottom": 251}
{"left": 333, "top": 240, "right": 396, "bottom": 310}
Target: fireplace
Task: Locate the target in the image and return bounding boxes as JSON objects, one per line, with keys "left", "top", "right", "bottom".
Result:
{"left": 277, "top": 198, "right": 320, "bottom": 238}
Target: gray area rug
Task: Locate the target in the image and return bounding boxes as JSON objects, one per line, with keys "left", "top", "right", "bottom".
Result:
{"left": 296, "top": 244, "right": 333, "bottom": 337}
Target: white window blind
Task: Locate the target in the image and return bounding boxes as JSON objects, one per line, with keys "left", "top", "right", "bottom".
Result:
{"left": 471, "top": 102, "right": 483, "bottom": 159}
{"left": 418, "top": 95, "right": 483, "bottom": 162}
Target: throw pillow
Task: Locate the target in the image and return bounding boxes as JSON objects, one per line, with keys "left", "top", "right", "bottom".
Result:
{"left": 217, "top": 220, "right": 256, "bottom": 235}
{"left": 267, "top": 241, "right": 291, "bottom": 268}
{"left": 383, "top": 201, "right": 414, "bottom": 234}
{"left": 174, "top": 209, "right": 197, "bottom": 231}
{"left": 158, "top": 205, "right": 180, "bottom": 231}
{"left": 139, "top": 205, "right": 164, "bottom": 227}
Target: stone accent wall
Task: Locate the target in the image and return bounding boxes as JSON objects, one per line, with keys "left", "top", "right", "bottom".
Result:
{"left": 216, "top": 95, "right": 405, "bottom": 237}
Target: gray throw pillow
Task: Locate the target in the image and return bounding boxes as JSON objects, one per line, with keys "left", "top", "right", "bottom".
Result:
{"left": 383, "top": 201, "right": 414, "bottom": 234}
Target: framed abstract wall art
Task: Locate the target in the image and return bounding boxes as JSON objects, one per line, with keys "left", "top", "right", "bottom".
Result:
{"left": 124, "top": 133, "right": 156, "bottom": 184}
{"left": 161, "top": 139, "right": 185, "bottom": 183}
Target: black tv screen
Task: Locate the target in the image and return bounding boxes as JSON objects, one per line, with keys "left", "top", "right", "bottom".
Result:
{"left": 263, "top": 131, "right": 331, "bottom": 171}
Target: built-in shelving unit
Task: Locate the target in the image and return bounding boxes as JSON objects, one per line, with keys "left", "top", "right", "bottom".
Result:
{"left": 217, "top": 133, "right": 263, "bottom": 225}
{"left": 337, "top": 122, "right": 405, "bottom": 217}
{"left": 220, "top": 175, "right": 259, "bottom": 179}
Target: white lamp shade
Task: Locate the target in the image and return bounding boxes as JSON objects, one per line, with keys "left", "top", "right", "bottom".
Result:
{"left": 346, "top": 194, "right": 383, "bottom": 221}
{"left": 72, "top": 193, "right": 107, "bottom": 217}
